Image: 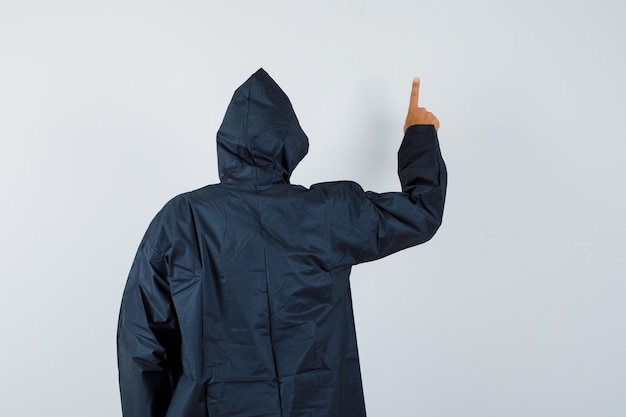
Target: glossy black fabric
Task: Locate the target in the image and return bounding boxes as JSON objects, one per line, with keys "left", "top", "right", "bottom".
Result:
{"left": 117, "top": 68, "right": 447, "bottom": 417}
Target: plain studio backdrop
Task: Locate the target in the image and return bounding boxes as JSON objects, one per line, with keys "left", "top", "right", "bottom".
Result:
{"left": 1, "top": 1, "right": 624, "bottom": 416}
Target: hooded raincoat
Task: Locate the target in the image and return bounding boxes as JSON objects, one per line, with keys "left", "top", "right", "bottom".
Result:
{"left": 117, "top": 68, "right": 447, "bottom": 417}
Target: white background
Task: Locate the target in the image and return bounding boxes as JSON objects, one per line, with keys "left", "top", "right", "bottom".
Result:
{"left": 1, "top": 1, "right": 625, "bottom": 416}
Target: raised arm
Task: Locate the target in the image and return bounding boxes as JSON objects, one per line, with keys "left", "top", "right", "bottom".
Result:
{"left": 318, "top": 77, "right": 447, "bottom": 267}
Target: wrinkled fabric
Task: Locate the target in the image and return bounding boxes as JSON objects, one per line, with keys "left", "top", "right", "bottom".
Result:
{"left": 117, "top": 68, "right": 447, "bottom": 417}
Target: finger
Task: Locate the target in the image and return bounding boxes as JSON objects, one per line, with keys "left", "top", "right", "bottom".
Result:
{"left": 409, "top": 77, "right": 420, "bottom": 108}
{"left": 433, "top": 114, "right": 440, "bottom": 131}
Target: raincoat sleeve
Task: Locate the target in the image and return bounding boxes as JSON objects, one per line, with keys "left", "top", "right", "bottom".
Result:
{"left": 317, "top": 124, "right": 447, "bottom": 267}
{"left": 117, "top": 213, "right": 182, "bottom": 417}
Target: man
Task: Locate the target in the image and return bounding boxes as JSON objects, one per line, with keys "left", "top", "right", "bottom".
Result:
{"left": 117, "top": 68, "right": 446, "bottom": 417}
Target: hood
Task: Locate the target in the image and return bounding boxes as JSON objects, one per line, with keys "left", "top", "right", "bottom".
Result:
{"left": 216, "top": 68, "right": 309, "bottom": 184}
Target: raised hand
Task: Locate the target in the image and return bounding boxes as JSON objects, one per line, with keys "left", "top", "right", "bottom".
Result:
{"left": 404, "top": 77, "right": 440, "bottom": 132}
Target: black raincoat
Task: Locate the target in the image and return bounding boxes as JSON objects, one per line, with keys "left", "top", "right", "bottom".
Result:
{"left": 117, "top": 68, "right": 447, "bottom": 417}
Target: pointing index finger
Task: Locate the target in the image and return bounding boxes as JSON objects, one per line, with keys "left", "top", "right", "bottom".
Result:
{"left": 409, "top": 77, "right": 420, "bottom": 108}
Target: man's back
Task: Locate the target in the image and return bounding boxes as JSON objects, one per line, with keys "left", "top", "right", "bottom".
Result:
{"left": 117, "top": 69, "right": 446, "bottom": 416}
